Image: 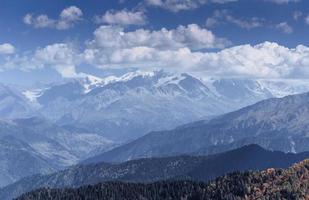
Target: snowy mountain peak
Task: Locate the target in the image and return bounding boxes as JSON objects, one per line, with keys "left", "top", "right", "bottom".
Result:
{"left": 77, "top": 73, "right": 105, "bottom": 93}
{"left": 12, "top": 70, "right": 309, "bottom": 142}
{"left": 76, "top": 70, "right": 168, "bottom": 93}
{"left": 119, "top": 70, "right": 157, "bottom": 81}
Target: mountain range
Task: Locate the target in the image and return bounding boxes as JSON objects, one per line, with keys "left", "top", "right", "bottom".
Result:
{"left": 5, "top": 70, "right": 309, "bottom": 142}
{"left": 1, "top": 70, "right": 309, "bottom": 188}
{"left": 85, "top": 91, "right": 309, "bottom": 163}
{"left": 15, "top": 159, "right": 309, "bottom": 200}
{"left": 1, "top": 145, "right": 308, "bottom": 200}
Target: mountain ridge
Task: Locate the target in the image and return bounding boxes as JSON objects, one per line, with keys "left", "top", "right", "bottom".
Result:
{"left": 20, "top": 70, "right": 309, "bottom": 142}
{"left": 84, "top": 91, "right": 309, "bottom": 163}
{"left": 15, "top": 159, "right": 309, "bottom": 200}
{"left": 1, "top": 145, "right": 308, "bottom": 200}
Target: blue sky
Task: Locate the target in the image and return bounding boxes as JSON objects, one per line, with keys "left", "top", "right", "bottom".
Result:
{"left": 1, "top": 0, "right": 309, "bottom": 85}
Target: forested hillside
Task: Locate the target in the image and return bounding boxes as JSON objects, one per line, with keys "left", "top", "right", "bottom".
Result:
{"left": 16, "top": 160, "right": 309, "bottom": 200}
{"left": 3, "top": 145, "right": 308, "bottom": 200}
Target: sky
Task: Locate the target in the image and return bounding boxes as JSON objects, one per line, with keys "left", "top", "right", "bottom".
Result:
{"left": 1, "top": 0, "right": 309, "bottom": 85}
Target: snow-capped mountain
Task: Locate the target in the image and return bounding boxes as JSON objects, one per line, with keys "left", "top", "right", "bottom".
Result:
{"left": 22, "top": 70, "right": 309, "bottom": 142}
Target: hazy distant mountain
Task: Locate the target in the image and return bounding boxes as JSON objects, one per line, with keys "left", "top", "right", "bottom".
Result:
{"left": 16, "top": 159, "right": 309, "bottom": 200}
{"left": 0, "top": 136, "right": 54, "bottom": 187}
{"left": 21, "top": 71, "right": 309, "bottom": 142}
{"left": 1, "top": 145, "right": 308, "bottom": 200}
{"left": 85, "top": 92, "right": 309, "bottom": 163}
{"left": 0, "top": 84, "right": 36, "bottom": 119}
{"left": 0, "top": 117, "right": 115, "bottom": 187}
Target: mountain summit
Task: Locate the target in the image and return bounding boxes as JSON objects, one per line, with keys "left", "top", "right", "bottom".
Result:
{"left": 20, "top": 71, "right": 309, "bottom": 142}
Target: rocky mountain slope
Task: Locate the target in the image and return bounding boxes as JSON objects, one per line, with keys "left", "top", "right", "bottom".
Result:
{"left": 1, "top": 145, "right": 308, "bottom": 200}
{"left": 16, "top": 159, "right": 309, "bottom": 200}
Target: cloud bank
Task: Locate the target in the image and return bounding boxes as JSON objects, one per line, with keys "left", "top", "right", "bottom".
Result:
{"left": 3, "top": 23, "right": 309, "bottom": 80}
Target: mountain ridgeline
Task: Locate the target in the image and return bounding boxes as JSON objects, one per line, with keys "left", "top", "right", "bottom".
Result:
{"left": 16, "top": 160, "right": 309, "bottom": 200}
{"left": 0, "top": 71, "right": 309, "bottom": 190}
{"left": 1, "top": 145, "right": 308, "bottom": 200}
{"left": 4, "top": 71, "right": 309, "bottom": 143}
{"left": 85, "top": 92, "right": 309, "bottom": 163}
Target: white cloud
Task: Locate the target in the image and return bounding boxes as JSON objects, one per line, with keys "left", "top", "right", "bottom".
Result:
{"left": 95, "top": 9, "right": 147, "bottom": 25}
{"left": 83, "top": 41, "right": 309, "bottom": 79}
{"left": 145, "top": 0, "right": 237, "bottom": 12}
{"left": 23, "top": 6, "right": 83, "bottom": 30}
{"left": 1, "top": 43, "right": 78, "bottom": 77}
{"left": 3, "top": 40, "right": 309, "bottom": 79}
{"left": 32, "top": 43, "right": 78, "bottom": 77}
{"left": 89, "top": 24, "right": 230, "bottom": 51}
{"left": 0, "top": 43, "right": 15, "bottom": 55}
{"left": 276, "top": 22, "right": 293, "bottom": 34}
{"left": 206, "top": 10, "right": 264, "bottom": 29}
{"left": 3, "top": 22, "right": 309, "bottom": 80}
{"left": 23, "top": 14, "right": 55, "bottom": 28}
{"left": 57, "top": 6, "right": 83, "bottom": 30}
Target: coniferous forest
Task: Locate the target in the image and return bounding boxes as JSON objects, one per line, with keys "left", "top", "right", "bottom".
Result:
{"left": 16, "top": 160, "right": 309, "bottom": 200}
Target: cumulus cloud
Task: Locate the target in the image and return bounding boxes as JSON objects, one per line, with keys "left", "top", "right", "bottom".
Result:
{"left": 23, "top": 14, "right": 55, "bottom": 28}
{"left": 32, "top": 43, "right": 78, "bottom": 77}
{"left": 1, "top": 43, "right": 78, "bottom": 77}
{"left": 94, "top": 9, "right": 147, "bottom": 25}
{"left": 3, "top": 24, "right": 309, "bottom": 80}
{"left": 276, "top": 22, "right": 293, "bottom": 34}
{"left": 0, "top": 43, "right": 15, "bottom": 55}
{"left": 88, "top": 24, "right": 230, "bottom": 51}
{"left": 206, "top": 10, "right": 264, "bottom": 29}
{"left": 23, "top": 6, "right": 83, "bottom": 30}
{"left": 145, "top": 0, "right": 237, "bottom": 12}
{"left": 83, "top": 41, "right": 309, "bottom": 79}
{"left": 3, "top": 41, "right": 309, "bottom": 79}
